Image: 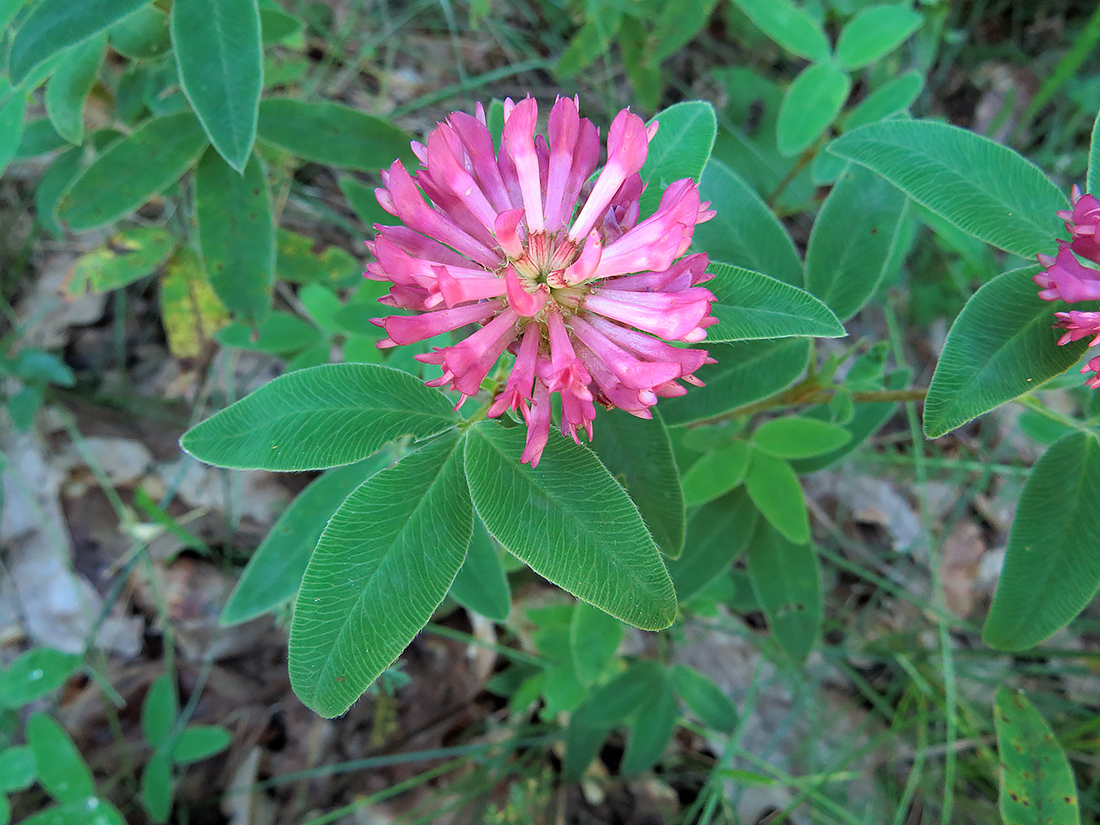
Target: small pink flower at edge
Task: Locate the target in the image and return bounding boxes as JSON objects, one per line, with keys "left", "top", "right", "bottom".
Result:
{"left": 1036, "top": 185, "right": 1100, "bottom": 389}
{"left": 367, "top": 97, "right": 716, "bottom": 466}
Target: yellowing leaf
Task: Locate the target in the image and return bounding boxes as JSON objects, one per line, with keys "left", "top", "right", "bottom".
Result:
{"left": 160, "top": 247, "right": 230, "bottom": 358}
{"left": 64, "top": 227, "right": 177, "bottom": 297}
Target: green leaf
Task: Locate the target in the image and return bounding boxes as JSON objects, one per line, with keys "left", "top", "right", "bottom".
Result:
{"left": 449, "top": 516, "right": 512, "bottom": 622}
{"left": 222, "top": 455, "right": 391, "bottom": 625}
{"left": 107, "top": 5, "right": 170, "bottom": 60}
{"left": 9, "top": 387, "right": 42, "bottom": 431}
{"left": 36, "top": 146, "right": 84, "bottom": 238}
{"left": 181, "top": 363, "right": 458, "bottom": 471}
{"left": 19, "top": 799, "right": 126, "bottom": 825}
{"left": 0, "top": 648, "right": 81, "bottom": 710}
{"left": 464, "top": 424, "right": 677, "bottom": 631}
{"left": 640, "top": 101, "right": 717, "bottom": 217}
{"left": 8, "top": 0, "right": 150, "bottom": 83}
{"left": 259, "top": 6, "right": 304, "bottom": 44}
{"left": 752, "top": 416, "right": 851, "bottom": 459}
{"left": 170, "top": 0, "right": 262, "bottom": 171}
{"left": 66, "top": 227, "right": 177, "bottom": 295}
{"left": 682, "top": 441, "right": 751, "bottom": 508}
{"left": 649, "top": 0, "right": 718, "bottom": 63}
{"left": 338, "top": 175, "right": 391, "bottom": 228}
{"left": 806, "top": 164, "right": 911, "bottom": 321}
{"left": 141, "top": 752, "right": 173, "bottom": 823}
{"left": 732, "top": 0, "right": 829, "bottom": 61}
{"left": 160, "top": 247, "right": 231, "bottom": 358}
{"left": 845, "top": 71, "right": 924, "bottom": 131}
{"left": 257, "top": 98, "right": 412, "bottom": 172}
{"left": 15, "top": 118, "right": 68, "bottom": 159}
{"left": 556, "top": 7, "right": 621, "bottom": 79}
{"left": 0, "top": 747, "right": 36, "bottom": 794}
{"left": 289, "top": 434, "right": 472, "bottom": 717}
{"left": 829, "top": 120, "right": 1068, "bottom": 258}
{"left": 620, "top": 668, "right": 677, "bottom": 775}
{"left": 658, "top": 339, "right": 812, "bottom": 426}
{"left": 707, "top": 263, "right": 845, "bottom": 343}
{"left": 26, "top": 713, "right": 94, "bottom": 803}
{"left": 692, "top": 159, "right": 803, "bottom": 286}
{"left": 777, "top": 63, "right": 851, "bottom": 158}
{"left": 564, "top": 662, "right": 656, "bottom": 780}
{"left": 1089, "top": 109, "right": 1100, "bottom": 195}
{"left": 672, "top": 664, "right": 738, "bottom": 733}
{"left": 59, "top": 110, "right": 208, "bottom": 231}
{"left": 994, "top": 688, "right": 1081, "bottom": 825}
{"left": 744, "top": 449, "right": 807, "bottom": 544}
{"left": 588, "top": 410, "right": 685, "bottom": 557}
{"left": 171, "top": 726, "right": 231, "bottom": 764}
{"left": 569, "top": 602, "right": 624, "bottom": 687}
{"left": 983, "top": 433, "right": 1100, "bottom": 650}
{"left": 194, "top": 149, "right": 274, "bottom": 322}
{"left": 44, "top": 35, "right": 105, "bottom": 145}
{"left": 15, "top": 350, "right": 74, "bottom": 386}
{"left": 667, "top": 489, "right": 756, "bottom": 602}
{"left": 276, "top": 229, "right": 361, "bottom": 287}
{"left": 835, "top": 4, "right": 922, "bottom": 70}
{"left": 141, "top": 674, "right": 178, "bottom": 749}
{"left": 0, "top": 93, "right": 26, "bottom": 180}
{"left": 923, "top": 266, "right": 1087, "bottom": 438}
{"left": 790, "top": 368, "right": 910, "bottom": 473}
{"left": 747, "top": 523, "right": 821, "bottom": 663}
{"left": 214, "top": 312, "right": 320, "bottom": 354}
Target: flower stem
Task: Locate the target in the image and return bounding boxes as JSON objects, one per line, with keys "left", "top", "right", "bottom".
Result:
{"left": 691, "top": 378, "right": 928, "bottom": 427}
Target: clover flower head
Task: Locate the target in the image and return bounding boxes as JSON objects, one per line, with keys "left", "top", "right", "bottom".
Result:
{"left": 366, "top": 96, "right": 717, "bottom": 465}
{"left": 1035, "top": 186, "right": 1100, "bottom": 388}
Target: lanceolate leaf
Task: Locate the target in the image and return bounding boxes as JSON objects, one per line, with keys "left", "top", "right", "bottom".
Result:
{"left": 257, "top": 98, "right": 412, "bottom": 172}
{"left": 666, "top": 489, "right": 757, "bottom": 602}
{"left": 777, "top": 64, "right": 851, "bottom": 158}
{"left": 59, "top": 111, "right": 208, "bottom": 231}
{"left": 923, "top": 267, "right": 1088, "bottom": 438}
{"left": 640, "top": 101, "right": 717, "bottom": 217}
{"left": 829, "top": 120, "right": 1068, "bottom": 258}
{"left": 994, "top": 688, "right": 1081, "bottom": 825}
{"left": 26, "top": 713, "right": 94, "bottom": 802}
{"left": 464, "top": 424, "right": 677, "bottom": 631}
{"left": 44, "top": 34, "right": 105, "bottom": 145}
{"left": 180, "top": 363, "right": 458, "bottom": 471}
{"left": 194, "top": 149, "right": 274, "bottom": 322}
{"left": 806, "top": 164, "right": 910, "bottom": 321}
{"left": 170, "top": 0, "right": 262, "bottom": 171}
{"left": 747, "top": 523, "right": 822, "bottom": 664}
{"left": 659, "top": 339, "right": 812, "bottom": 426}
{"left": 744, "top": 449, "right": 807, "bottom": 544}
{"left": 588, "top": 410, "right": 685, "bottom": 557}
{"left": 448, "top": 516, "right": 512, "bottom": 622}
{"left": 221, "top": 453, "right": 393, "bottom": 625}
{"left": 835, "top": 4, "right": 922, "bottom": 70}
{"left": 7, "top": 0, "right": 150, "bottom": 83}
{"left": 289, "top": 434, "right": 472, "bottom": 717}
{"left": 707, "top": 263, "right": 845, "bottom": 342}
{"left": 0, "top": 92, "right": 27, "bottom": 180}
{"left": 692, "top": 159, "right": 803, "bottom": 286}
{"left": 732, "top": 0, "right": 829, "bottom": 61}
{"left": 621, "top": 668, "right": 677, "bottom": 775}
{"left": 983, "top": 432, "right": 1100, "bottom": 651}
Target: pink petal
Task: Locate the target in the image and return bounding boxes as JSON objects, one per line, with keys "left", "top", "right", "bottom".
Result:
{"left": 502, "top": 97, "right": 545, "bottom": 232}
{"left": 377, "top": 300, "right": 500, "bottom": 346}
{"left": 568, "top": 109, "right": 650, "bottom": 241}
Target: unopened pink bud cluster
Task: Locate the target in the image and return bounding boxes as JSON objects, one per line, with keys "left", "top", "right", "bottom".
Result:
{"left": 1035, "top": 186, "right": 1100, "bottom": 387}
{"left": 366, "top": 97, "right": 717, "bottom": 465}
